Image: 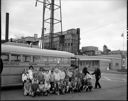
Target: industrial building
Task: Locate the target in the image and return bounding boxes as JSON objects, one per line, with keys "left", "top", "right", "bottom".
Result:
{"left": 76, "top": 54, "right": 127, "bottom": 71}
{"left": 12, "top": 28, "right": 80, "bottom": 54}
{"left": 43, "top": 28, "right": 80, "bottom": 54}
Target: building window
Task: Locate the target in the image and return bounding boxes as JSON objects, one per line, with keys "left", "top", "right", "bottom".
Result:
{"left": 68, "top": 43, "right": 70, "bottom": 46}
{"left": 71, "top": 43, "right": 73, "bottom": 46}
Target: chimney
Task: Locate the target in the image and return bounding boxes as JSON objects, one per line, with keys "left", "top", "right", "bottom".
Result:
{"left": 34, "top": 34, "right": 38, "bottom": 39}
{"left": 5, "top": 12, "right": 9, "bottom": 42}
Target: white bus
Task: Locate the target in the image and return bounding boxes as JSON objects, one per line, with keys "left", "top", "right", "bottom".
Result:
{"left": 1, "top": 44, "right": 78, "bottom": 87}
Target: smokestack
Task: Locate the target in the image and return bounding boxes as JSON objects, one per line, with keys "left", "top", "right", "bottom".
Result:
{"left": 5, "top": 12, "right": 9, "bottom": 42}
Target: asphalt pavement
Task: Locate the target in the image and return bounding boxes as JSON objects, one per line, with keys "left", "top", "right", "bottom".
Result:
{"left": 1, "top": 72, "right": 127, "bottom": 100}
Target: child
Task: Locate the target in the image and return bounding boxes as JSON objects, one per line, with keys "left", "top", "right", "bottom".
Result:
{"left": 59, "top": 80, "right": 66, "bottom": 94}
{"left": 23, "top": 79, "right": 32, "bottom": 96}
{"left": 72, "top": 77, "right": 78, "bottom": 92}
{"left": 43, "top": 70, "right": 50, "bottom": 82}
{"left": 28, "top": 66, "right": 34, "bottom": 81}
{"left": 43, "top": 81, "right": 51, "bottom": 96}
{"left": 49, "top": 70, "right": 55, "bottom": 93}
{"left": 37, "top": 68, "right": 44, "bottom": 83}
{"left": 77, "top": 78, "right": 82, "bottom": 92}
{"left": 65, "top": 79, "right": 70, "bottom": 93}
{"left": 85, "top": 74, "right": 93, "bottom": 91}
{"left": 22, "top": 69, "right": 29, "bottom": 84}
{"left": 31, "top": 78, "right": 39, "bottom": 97}
{"left": 38, "top": 81, "right": 45, "bottom": 95}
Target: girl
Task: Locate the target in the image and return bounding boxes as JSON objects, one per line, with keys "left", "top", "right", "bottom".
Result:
{"left": 22, "top": 68, "right": 29, "bottom": 84}
{"left": 28, "top": 66, "right": 34, "bottom": 81}
{"left": 43, "top": 81, "right": 51, "bottom": 96}
{"left": 38, "top": 81, "right": 45, "bottom": 95}
{"left": 23, "top": 79, "right": 32, "bottom": 96}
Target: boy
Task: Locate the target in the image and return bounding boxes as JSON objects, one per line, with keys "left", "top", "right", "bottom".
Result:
{"left": 31, "top": 78, "right": 40, "bottom": 97}
{"left": 49, "top": 70, "right": 55, "bottom": 93}
{"left": 38, "top": 81, "right": 45, "bottom": 95}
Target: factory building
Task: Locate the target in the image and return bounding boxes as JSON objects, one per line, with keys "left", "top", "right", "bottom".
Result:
{"left": 12, "top": 28, "right": 80, "bottom": 54}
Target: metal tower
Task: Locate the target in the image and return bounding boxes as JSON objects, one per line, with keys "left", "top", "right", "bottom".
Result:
{"left": 35, "top": 0, "right": 63, "bottom": 49}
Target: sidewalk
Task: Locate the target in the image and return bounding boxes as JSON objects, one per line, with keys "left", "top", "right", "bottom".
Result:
{"left": 89, "top": 69, "right": 127, "bottom": 74}
{"left": 103, "top": 69, "right": 127, "bottom": 74}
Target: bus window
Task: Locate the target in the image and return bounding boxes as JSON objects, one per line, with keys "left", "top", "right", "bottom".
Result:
{"left": 68, "top": 58, "right": 71, "bottom": 64}
{"left": 40, "top": 56, "right": 48, "bottom": 63}
{"left": 33, "top": 56, "right": 41, "bottom": 63}
{"left": 11, "top": 54, "right": 21, "bottom": 62}
{"left": 53, "top": 57, "right": 57, "bottom": 63}
{"left": 63, "top": 58, "right": 69, "bottom": 64}
{"left": 56, "top": 57, "right": 61, "bottom": 64}
{"left": 23, "top": 55, "right": 31, "bottom": 62}
{"left": 61, "top": 58, "right": 64, "bottom": 63}
{"left": 48, "top": 57, "right": 54, "bottom": 63}
{"left": 1, "top": 53, "right": 9, "bottom": 61}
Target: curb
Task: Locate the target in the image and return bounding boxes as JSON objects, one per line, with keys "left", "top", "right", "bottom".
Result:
{"left": 89, "top": 70, "right": 127, "bottom": 74}
{"left": 102, "top": 71, "right": 127, "bottom": 74}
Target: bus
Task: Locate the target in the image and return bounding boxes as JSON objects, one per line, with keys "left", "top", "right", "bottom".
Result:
{"left": 1, "top": 44, "right": 78, "bottom": 87}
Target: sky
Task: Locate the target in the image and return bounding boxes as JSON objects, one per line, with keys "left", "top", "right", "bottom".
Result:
{"left": 1, "top": 0, "right": 127, "bottom": 51}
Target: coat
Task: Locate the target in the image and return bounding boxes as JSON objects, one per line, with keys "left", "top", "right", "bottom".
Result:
{"left": 92, "top": 68, "right": 101, "bottom": 79}
{"left": 82, "top": 67, "right": 90, "bottom": 76}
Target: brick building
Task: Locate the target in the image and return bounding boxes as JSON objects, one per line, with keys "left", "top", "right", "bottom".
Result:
{"left": 13, "top": 28, "right": 80, "bottom": 54}
{"left": 43, "top": 28, "right": 80, "bottom": 54}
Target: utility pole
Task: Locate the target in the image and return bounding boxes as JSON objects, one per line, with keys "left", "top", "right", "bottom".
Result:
{"left": 5, "top": 13, "right": 9, "bottom": 42}
{"left": 121, "top": 33, "right": 125, "bottom": 69}
{"left": 49, "top": 0, "right": 54, "bottom": 49}
{"left": 35, "top": 0, "right": 46, "bottom": 49}
{"left": 35, "top": 0, "right": 63, "bottom": 50}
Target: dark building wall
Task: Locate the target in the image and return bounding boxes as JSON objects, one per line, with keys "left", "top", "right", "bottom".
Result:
{"left": 43, "top": 28, "right": 80, "bottom": 54}
{"left": 13, "top": 28, "right": 80, "bottom": 54}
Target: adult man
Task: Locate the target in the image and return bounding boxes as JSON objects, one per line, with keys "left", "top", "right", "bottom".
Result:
{"left": 91, "top": 67, "right": 101, "bottom": 88}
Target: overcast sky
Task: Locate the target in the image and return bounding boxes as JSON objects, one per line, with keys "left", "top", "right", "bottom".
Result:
{"left": 1, "top": 0, "right": 127, "bottom": 51}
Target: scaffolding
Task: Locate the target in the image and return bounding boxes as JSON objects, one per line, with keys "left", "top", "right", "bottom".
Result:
{"left": 35, "top": 0, "right": 63, "bottom": 49}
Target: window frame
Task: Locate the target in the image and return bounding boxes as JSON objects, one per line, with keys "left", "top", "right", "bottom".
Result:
{"left": 10, "top": 54, "right": 21, "bottom": 62}
{"left": 22, "top": 55, "right": 32, "bottom": 62}
{"left": 1, "top": 53, "right": 10, "bottom": 62}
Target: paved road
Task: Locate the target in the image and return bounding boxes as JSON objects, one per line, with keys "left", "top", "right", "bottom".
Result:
{"left": 1, "top": 72, "right": 127, "bottom": 100}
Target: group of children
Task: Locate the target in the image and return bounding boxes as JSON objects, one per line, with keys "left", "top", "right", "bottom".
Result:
{"left": 22, "top": 66, "right": 93, "bottom": 97}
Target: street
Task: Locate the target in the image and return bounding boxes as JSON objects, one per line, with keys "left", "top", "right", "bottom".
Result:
{"left": 1, "top": 72, "right": 127, "bottom": 100}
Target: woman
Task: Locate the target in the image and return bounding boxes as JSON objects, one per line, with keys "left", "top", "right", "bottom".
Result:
{"left": 91, "top": 67, "right": 101, "bottom": 89}
{"left": 82, "top": 67, "right": 90, "bottom": 76}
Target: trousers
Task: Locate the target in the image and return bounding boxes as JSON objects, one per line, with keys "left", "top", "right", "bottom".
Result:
{"left": 95, "top": 77, "right": 101, "bottom": 88}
